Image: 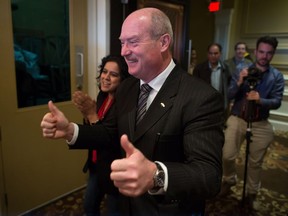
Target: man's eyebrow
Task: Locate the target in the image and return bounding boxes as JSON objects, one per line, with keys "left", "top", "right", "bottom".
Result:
{"left": 120, "top": 34, "right": 143, "bottom": 40}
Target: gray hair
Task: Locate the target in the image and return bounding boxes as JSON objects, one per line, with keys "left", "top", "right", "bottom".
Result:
{"left": 150, "top": 9, "right": 174, "bottom": 49}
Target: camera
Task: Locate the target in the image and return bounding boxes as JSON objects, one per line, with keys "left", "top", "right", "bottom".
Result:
{"left": 245, "top": 66, "right": 262, "bottom": 89}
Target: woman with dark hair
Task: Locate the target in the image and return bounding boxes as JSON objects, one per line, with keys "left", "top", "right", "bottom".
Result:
{"left": 72, "top": 54, "right": 129, "bottom": 216}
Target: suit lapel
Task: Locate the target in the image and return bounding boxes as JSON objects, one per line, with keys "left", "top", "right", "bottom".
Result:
{"left": 124, "top": 80, "right": 139, "bottom": 142}
{"left": 133, "top": 67, "right": 181, "bottom": 142}
{"left": 128, "top": 106, "right": 137, "bottom": 141}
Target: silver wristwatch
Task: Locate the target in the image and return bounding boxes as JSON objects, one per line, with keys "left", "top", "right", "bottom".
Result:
{"left": 153, "top": 162, "right": 165, "bottom": 189}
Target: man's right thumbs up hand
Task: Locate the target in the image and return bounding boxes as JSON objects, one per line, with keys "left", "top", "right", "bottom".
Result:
{"left": 40, "top": 101, "right": 74, "bottom": 141}
{"left": 110, "top": 134, "right": 157, "bottom": 197}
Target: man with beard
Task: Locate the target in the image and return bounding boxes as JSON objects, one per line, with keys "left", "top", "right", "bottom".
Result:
{"left": 219, "top": 36, "right": 285, "bottom": 210}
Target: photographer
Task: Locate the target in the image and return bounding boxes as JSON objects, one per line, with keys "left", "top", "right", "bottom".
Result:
{"left": 219, "top": 36, "right": 285, "bottom": 209}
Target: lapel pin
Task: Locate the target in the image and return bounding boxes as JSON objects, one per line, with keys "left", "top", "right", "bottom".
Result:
{"left": 160, "top": 102, "right": 165, "bottom": 107}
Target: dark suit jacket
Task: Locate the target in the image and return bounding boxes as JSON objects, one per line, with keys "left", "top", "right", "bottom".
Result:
{"left": 193, "top": 60, "right": 231, "bottom": 113}
{"left": 70, "top": 91, "right": 121, "bottom": 195}
{"left": 74, "top": 65, "right": 224, "bottom": 216}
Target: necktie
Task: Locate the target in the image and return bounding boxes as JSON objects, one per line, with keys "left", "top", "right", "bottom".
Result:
{"left": 136, "top": 84, "right": 152, "bottom": 125}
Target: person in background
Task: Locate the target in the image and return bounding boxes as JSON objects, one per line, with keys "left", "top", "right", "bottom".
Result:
{"left": 72, "top": 54, "right": 129, "bottom": 216}
{"left": 41, "top": 7, "right": 224, "bottom": 215}
{"left": 220, "top": 36, "right": 285, "bottom": 210}
{"left": 193, "top": 43, "right": 231, "bottom": 120}
{"left": 188, "top": 47, "right": 197, "bottom": 75}
{"left": 224, "top": 41, "right": 253, "bottom": 75}
{"left": 244, "top": 49, "right": 254, "bottom": 62}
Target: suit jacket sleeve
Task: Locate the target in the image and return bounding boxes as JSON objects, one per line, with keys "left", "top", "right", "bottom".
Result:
{"left": 69, "top": 99, "right": 119, "bottom": 151}
{"left": 165, "top": 84, "right": 224, "bottom": 200}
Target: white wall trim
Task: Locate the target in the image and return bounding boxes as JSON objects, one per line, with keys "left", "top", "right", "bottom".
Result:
{"left": 87, "top": 0, "right": 110, "bottom": 99}
{"left": 214, "top": 9, "right": 234, "bottom": 60}
{"left": 269, "top": 119, "right": 288, "bottom": 131}
{"left": 87, "top": 0, "right": 97, "bottom": 100}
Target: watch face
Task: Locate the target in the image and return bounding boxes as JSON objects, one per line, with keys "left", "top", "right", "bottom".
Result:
{"left": 154, "top": 170, "right": 165, "bottom": 187}
{"left": 155, "top": 170, "right": 165, "bottom": 187}
{"left": 153, "top": 163, "right": 165, "bottom": 189}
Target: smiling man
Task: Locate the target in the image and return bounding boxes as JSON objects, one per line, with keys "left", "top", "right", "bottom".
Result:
{"left": 224, "top": 41, "right": 253, "bottom": 75}
{"left": 41, "top": 7, "right": 225, "bottom": 216}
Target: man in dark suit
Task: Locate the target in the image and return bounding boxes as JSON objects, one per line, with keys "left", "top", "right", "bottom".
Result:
{"left": 193, "top": 43, "right": 231, "bottom": 117}
{"left": 41, "top": 7, "right": 224, "bottom": 216}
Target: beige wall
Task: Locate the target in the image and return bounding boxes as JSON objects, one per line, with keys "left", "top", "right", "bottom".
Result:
{"left": 229, "top": 0, "right": 288, "bottom": 131}
{"left": 189, "top": 0, "right": 215, "bottom": 63}
{"left": 189, "top": 0, "right": 288, "bottom": 131}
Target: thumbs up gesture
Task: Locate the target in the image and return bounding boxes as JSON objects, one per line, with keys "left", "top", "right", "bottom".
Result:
{"left": 110, "top": 134, "right": 157, "bottom": 197}
{"left": 40, "top": 101, "right": 74, "bottom": 141}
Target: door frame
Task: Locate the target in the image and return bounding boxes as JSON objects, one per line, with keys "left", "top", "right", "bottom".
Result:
{"left": 87, "top": 0, "right": 110, "bottom": 100}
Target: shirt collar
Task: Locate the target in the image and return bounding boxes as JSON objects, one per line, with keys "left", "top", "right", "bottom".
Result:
{"left": 209, "top": 61, "right": 221, "bottom": 70}
{"left": 140, "top": 59, "right": 175, "bottom": 92}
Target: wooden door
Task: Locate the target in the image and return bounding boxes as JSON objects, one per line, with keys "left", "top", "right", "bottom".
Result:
{"left": 137, "top": 0, "right": 190, "bottom": 70}
{"left": 0, "top": 0, "right": 88, "bottom": 215}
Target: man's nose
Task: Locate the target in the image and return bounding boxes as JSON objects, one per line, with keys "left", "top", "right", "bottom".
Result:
{"left": 121, "top": 43, "right": 131, "bottom": 56}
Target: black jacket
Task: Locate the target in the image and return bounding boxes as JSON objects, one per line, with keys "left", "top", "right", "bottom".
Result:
{"left": 70, "top": 91, "right": 121, "bottom": 194}
{"left": 74, "top": 65, "right": 224, "bottom": 215}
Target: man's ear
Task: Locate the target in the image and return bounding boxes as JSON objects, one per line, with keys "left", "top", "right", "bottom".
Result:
{"left": 160, "top": 34, "right": 171, "bottom": 51}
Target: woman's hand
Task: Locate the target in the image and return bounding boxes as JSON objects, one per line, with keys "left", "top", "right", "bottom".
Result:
{"left": 72, "top": 91, "right": 98, "bottom": 122}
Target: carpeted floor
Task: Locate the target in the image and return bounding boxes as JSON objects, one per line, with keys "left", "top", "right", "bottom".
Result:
{"left": 205, "top": 130, "right": 288, "bottom": 216}
{"left": 24, "top": 131, "right": 288, "bottom": 216}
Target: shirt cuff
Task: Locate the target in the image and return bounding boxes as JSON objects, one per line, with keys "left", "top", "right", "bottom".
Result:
{"left": 66, "top": 123, "right": 79, "bottom": 145}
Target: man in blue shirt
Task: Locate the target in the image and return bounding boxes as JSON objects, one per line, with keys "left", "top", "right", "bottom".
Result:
{"left": 220, "top": 36, "right": 285, "bottom": 210}
{"left": 224, "top": 41, "right": 253, "bottom": 75}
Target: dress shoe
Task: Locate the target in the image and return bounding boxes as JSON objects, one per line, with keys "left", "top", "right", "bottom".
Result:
{"left": 218, "top": 181, "right": 236, "bottom": 197}
{"left": 246, "top": 193, "right": 260, "bottom": 210}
